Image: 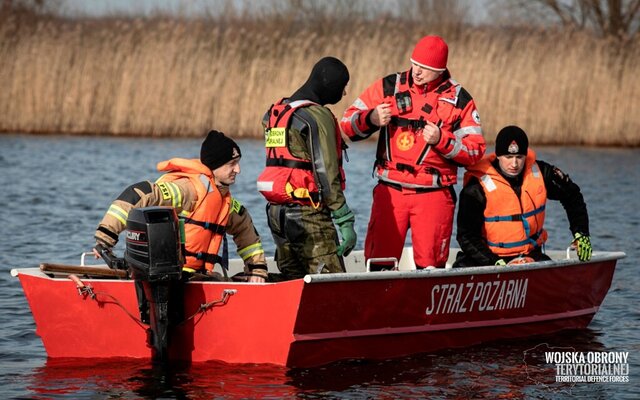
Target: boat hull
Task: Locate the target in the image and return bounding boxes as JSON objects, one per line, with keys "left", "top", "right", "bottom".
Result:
{"left": 287, "top": 258, "right": 616, "bottom": 366}
{"left": 12, "top": 251, "right": 623, "bottom": 367}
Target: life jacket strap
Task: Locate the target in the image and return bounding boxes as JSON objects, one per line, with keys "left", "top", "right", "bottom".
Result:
{"left": 266, "top": 157, "right": 313, "bottom": 170}
{"left": 375, "top": 159, "right": 416, "bottom": 174}
{"left": 485, "top": 205, "right": 546, "bottom": 222}
{"left": 185, "top": 250, "right": 229, "bottom": 275}
{"left": 391, "top": 116, "right": 426, "bottom": 130}
{"left": 185, "top": 250, "right": 223, "bottom": 265}
{"left": 487, "top": 230, "right": 544, "bottom": 249}
{"left": 378, "top": 180, "right": 446, "bottom": 194}
{"left": 182, "top": 217, "right": 226, "bottom": 235}
{"left": 270, "top": 103, "right": 293, "bottom": 127}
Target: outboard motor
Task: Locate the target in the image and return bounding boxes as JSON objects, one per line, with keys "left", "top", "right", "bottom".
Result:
{"left": 124, "top": 207, "right": 183, "bottom": 363}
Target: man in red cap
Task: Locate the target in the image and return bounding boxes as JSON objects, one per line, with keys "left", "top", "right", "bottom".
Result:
{"left": 454, "top": 125, "right": 591, "bottom": 267}
{"left": 341, "top": 35, "right": 485, "bottom": 269}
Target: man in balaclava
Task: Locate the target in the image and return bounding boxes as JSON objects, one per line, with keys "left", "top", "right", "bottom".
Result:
{"left": 454, "top": 125, "right": 592, "bottom": 267}
{"left": 257, "top": 57, "right": 356, "bottom": 280}
{"left": 340, "top": 35, "right": 485, "bottom": 270}
{"left": 95, "top": 130, "right": 268, "bottom": 282}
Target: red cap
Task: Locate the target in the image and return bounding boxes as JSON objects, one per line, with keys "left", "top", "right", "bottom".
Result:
{"left": 410, "top": 35, "right": 448, "bottom": 71}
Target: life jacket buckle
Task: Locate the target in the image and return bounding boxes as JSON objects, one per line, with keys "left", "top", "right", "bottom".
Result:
{"left": 396, "top": 163, "right": 416, "bottom": 174}
{"left": 285, "top": 182, "right": 321, "bottom": 209}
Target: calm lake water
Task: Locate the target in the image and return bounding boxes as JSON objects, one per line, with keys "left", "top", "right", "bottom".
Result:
{"left": 1, "top": 134, "right": 638, "bottom": 399}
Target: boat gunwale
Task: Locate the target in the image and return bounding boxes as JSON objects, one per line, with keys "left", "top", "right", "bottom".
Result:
{"left": 303, "top": 251, "right": 626, "bottom": 283}
{"left": 11, "top": 251, "right": 626, "bottom": 284}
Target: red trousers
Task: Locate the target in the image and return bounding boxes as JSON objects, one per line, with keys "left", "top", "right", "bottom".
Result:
{"left": 364, "top": 183, "right": 455, "bottom": 268}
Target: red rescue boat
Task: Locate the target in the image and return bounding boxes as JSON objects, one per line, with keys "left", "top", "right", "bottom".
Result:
{"left": 11, "top": 248, "right": 624, "bottom": 368}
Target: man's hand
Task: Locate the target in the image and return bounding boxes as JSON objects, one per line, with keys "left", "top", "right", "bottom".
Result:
{"left": 247, "top": 275, "right": 266, "bottom": 283}
{"left": 247, "top": 264, "right": 268, "bottom": 283}
{"left": 93, "top": 242, "right": 112, "bottom": 259}
{"left": 93, "top": 242, "right": 126, "bottom": 269}
{"left": 421, "top": 120, "right": 441, "bottom": 144}
{"left": 572, "top": 232, "right": 592, "bottom": 261}
{"left": 508, "top": 256, "right": 535, "bottom": 265}
{"left": 370, "top": 103, "right": 392, "bottom": 127}
{"left": 332, "top": 204, "right": 357, "bottom": 257}
{"left": 92, "top": 247, "right": 102, "bottom": 259}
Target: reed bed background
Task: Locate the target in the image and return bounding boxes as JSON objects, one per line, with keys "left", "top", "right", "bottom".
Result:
{"left": 1, "top": 10, "right": 638, "bottom": 145}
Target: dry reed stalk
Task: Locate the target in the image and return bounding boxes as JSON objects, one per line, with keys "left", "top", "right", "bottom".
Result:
{"left": 0, "top": 12, "right": 638, "bottom": 145}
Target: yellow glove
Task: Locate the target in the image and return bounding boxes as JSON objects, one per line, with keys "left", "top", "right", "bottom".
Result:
{"left": 572, "top": 233, "right": 592, "bottom": 261}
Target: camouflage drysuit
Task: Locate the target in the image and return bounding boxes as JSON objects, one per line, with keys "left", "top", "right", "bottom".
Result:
{"left": 260, "top": 57, "right": 354, "bottom": 280}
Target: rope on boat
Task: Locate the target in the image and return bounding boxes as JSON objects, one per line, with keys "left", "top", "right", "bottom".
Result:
{"left": 180, "top": 289, "right": 237, "bottom": 326}
{"left": 68, "top": 274, "right": 148, "bottom": 330}
{"left": 67, "top": 275, "right": 237, "bottom": 328}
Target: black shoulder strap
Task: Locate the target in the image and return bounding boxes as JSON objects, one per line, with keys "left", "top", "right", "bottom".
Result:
{"left": 270, "top": 103, "right": 292, "bottom": 128}
{"left": 399, "top": 71, "right": 408, "bottom": 85}
{"left": 456, "top": 87, "right": 473, "bottom": 110}
{"left": 382, "top": 73, "right": 398, "bottom": 97}
{"left": 265, "top": 157, "right": 313, "bottom": 170}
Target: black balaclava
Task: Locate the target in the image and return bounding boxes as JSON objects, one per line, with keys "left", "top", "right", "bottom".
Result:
{"left": 289, "top": 57, "right": 349, "bottom": 105}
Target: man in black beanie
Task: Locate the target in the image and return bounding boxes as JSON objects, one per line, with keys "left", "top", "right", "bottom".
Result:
{"left": 454, "top": 125, "right": 592, "bottom": 267}
{"left": 94, "top": 130, "right": 268, "bottom": 282}
{"left": 257, "top": 57, "right": 356, "bottom": 280}
{"left": 200, "top": 130, "right": 242, "bottom": 186}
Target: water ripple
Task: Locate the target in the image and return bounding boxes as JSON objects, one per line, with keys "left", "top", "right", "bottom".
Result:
{"left": 1, "top": 135, "right": 638, "bottom": 399}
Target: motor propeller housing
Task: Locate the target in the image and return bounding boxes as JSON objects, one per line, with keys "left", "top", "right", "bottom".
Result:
{"left": 124, "top": 207, "right": 184, "bottom": 363}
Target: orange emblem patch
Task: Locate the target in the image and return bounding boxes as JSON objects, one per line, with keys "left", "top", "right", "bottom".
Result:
{"left": 396, "top": 131, "right": 415, "bottom": 151}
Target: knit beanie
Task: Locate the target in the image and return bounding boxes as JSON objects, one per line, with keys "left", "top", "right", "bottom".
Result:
{"left": 289, "top": 57, "right": 350, "bottom": 105}
{"left": 495, "top": 126, "right": 529, "bottom": 156}
{"left": 200, "top": 130, "right": 241, "bottom": 170}
{"left": 410, "top": 35, "right": 448, "bottom": 71}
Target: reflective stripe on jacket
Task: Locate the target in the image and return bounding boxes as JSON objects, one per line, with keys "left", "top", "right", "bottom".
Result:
{"left": 257, "top": 98, "right": 344, "bottom": 206}
{"left": 464, "top": 150, "right": 548, "bottom": 256}
{"left": 157, "top": 158, "right": 231, "bottom": 272}
{"left": 341, "top": 70, "right": 484, "bottom": 189}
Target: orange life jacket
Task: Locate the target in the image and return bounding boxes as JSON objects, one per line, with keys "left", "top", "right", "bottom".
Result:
{"left": 375, "top": 71, "right": 474, "bottom": 189}
{"left": 156, "top": 158, "right": 231, "bottom": 273}
{"left": 257, "top": 99, "right": 344, "bottom": 207}
{"left": 464, "top": 150, "right": 548, "bottom": 257}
